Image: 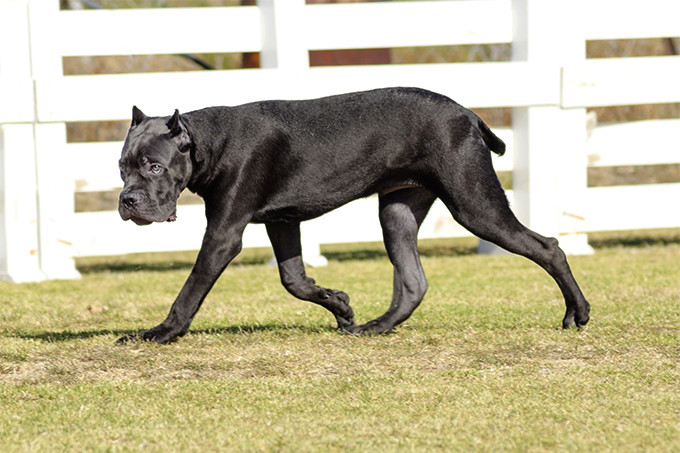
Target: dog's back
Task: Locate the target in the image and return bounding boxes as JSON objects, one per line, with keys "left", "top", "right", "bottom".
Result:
{"left": 193, "top": 87, "right": 498, "bottom": 222}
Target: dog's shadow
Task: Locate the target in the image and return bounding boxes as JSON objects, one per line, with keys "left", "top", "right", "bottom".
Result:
{"left": 12, "top": 324, "right": 334, "bottom": 343}
{"left": 12, "top": 329, "right": 129, "bottom": 343}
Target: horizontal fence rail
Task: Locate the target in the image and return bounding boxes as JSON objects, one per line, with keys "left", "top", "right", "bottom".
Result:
{"left": 562, "top": 56, "right": 680, "bottom": 108}
{"left": 304, "top": 0, "right": 513, "bottom": 49}
{"left": 0, "top": 0, "right": 679, "bottom": 281}
{"left": 46, "top": 7, "right": 263, "bottom": 57}
{"left": 35, "top": 62, "right": 561, "bottom": 122}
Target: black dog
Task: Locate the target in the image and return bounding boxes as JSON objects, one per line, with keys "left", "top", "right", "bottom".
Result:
{"left": 116, "top": 87, "right": 590, "bottom": 344}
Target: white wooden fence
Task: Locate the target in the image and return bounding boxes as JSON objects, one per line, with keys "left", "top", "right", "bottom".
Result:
{"left": 0, "top": 0, "right": 679, "bottom": 282}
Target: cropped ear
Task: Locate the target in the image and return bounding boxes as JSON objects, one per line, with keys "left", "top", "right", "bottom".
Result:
{"left": 166, "top": 109, "right": 192, "bottom": 153}
{"left": 131, "top": 106, "right": 147, "bottom": 127}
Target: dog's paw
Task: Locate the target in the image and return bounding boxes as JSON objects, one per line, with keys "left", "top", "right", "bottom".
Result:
{"left": 115, "top": 325, "right": 183, "bottom": 345}
{"left": 325, "top": 289, "right": 355, "bottom": 329}
{"left": 334, "top": 311, "right": 355, "bottom": 329}
{"left": 115, "top": 332, "right": 140, "bottom": 345}
{"left": 562, "top": 302, "right": 590, "bottom": 330}
{"left": 341, "top": 319, "right": 394, "bottom": 336}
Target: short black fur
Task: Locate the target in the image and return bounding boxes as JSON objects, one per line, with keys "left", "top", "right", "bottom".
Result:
{"left": 116, "top": 87, "right": 589, "bottom": 344}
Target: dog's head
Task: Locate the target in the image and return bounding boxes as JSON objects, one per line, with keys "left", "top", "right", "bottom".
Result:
{"left": 118, "top": 106, "right": 193, "bottom": 226}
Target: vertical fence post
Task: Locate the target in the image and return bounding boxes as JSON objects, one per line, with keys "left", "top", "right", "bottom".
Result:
{"left": 260, "top": 0, "right": 327, "bottom": 266}
{"left": 0, "top": 0, "right": 46, "bottom": 282}
{"left": 34, "top": 123, "right": 81, "bottom": 279}
{"left": 0, "top": 126, "right": 45, "bottom": 282}
{"left": 259, "top": 0, "right": 308, "bottom": 71}
{"left": 29, "top": 0, "right": 82, "bottom": 279}
{"left": 502, "top": 0, "right": 592, "bottom": 255}
{"left": 552, "top": 2, "right": 594, "bottom": 255}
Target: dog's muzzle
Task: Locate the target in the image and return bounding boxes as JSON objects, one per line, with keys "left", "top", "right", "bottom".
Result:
{"left": 119, "top": 191, "right": 177, "bottom": 225}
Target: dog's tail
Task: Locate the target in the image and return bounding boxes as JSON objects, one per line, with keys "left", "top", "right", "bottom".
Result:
{"left": 476, "top": 117, "right": 506, "bottom": 156}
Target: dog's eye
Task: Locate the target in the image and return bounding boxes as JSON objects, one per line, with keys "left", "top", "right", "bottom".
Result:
{"left": 149, "top": 164, "right": 163, "bottom": 175}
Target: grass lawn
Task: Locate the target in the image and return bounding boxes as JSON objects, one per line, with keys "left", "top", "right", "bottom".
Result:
{"left": 1, "top": 231, "right": 679, "bottom": 452}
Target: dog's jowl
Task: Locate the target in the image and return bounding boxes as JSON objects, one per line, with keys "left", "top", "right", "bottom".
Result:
{"left": 116, "top": 87, "right": 590, "bottom": 344}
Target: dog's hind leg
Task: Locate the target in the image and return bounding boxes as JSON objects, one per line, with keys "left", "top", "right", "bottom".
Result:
{"left": 436, "top": 146, "right": 590, "bottom": 329}
{"left": 344, "top": 187, "right": 436, "bottom": 334}
{"left": 266, "top": 222, "right": 355, "bottom": 329}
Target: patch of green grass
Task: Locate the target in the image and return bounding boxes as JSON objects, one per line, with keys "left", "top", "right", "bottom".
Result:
{"left": 1, "top": 233, "right": 679, "bottom": 452}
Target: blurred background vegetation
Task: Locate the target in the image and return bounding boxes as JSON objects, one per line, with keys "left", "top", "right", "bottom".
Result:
{"left": 60, "top": 0, "right": 679, "bottom": 211}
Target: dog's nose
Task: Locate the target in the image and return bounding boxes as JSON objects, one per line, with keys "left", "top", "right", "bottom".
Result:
{"left": 121, "top": 192, "right": 141, "bottom": 209}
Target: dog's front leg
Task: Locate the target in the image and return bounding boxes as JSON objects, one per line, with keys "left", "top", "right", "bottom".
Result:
{"left": 117, "top": 219, "right": 248, "bottom": 345}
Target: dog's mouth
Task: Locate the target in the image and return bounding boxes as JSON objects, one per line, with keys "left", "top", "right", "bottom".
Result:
{"left": 129, "top": 211, "right": 176, "bottom": 225}
{"left": 130, "top": 217, "right": 153, "bottom": 226}
{"left": 128, "top": 213, "right": 176, "bottom": 225}
{"left": 122, "top": 207, "right": 177, "bottom": 226}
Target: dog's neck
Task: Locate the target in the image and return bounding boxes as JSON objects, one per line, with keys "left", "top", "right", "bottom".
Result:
{"left": 181, "top": 108, "right": 233, "bottom": 197}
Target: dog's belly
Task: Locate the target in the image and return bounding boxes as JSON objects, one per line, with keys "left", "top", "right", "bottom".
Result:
{"left": 251, "top": 190, "right": 366, "bottom": 223}
{"left": 250, "top": 181, "right": 424, "bottom": 224}
{"left": 251, "top": 205, "right": 333, "bottom": 223}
